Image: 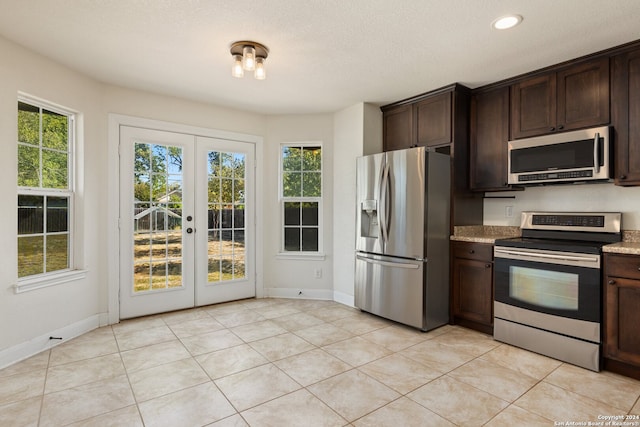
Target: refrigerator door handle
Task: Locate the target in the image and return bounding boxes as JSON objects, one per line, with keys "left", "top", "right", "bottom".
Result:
{"left": 356, "top": 254, "right": 421, "bottom": 269}
{"left": 379, "top": 162, "right": 391, "bottom": 245}
{"left": 376, "top": 159, "right": 385, "bottom": 245}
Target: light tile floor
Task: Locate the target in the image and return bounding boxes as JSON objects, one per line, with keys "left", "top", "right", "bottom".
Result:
{"left": 1, "top": 298, "right": 639, "bottom": 426}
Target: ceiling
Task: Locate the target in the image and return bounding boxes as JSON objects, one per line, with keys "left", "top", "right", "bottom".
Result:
{"left": 1, "top": 0, "right": 640, "bottom": 115}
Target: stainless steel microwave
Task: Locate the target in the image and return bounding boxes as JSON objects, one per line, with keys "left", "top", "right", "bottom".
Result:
{"left": 507, "top": 126, "right": 612, "bottom": 185}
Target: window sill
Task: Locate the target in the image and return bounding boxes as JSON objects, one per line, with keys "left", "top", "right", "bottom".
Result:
{"left": 14, "top": 269, "right": 88, "bottom": 294}
{"left": 276, "top": 253, "right": 326, "bottom": 261}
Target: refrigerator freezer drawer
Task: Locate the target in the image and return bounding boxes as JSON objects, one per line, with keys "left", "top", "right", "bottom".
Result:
{"left": 355, "top": 253, "right": 425, "bottom": 330}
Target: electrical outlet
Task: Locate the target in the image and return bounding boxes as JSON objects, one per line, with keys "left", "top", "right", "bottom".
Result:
{"left": 314, "top": 268, "right": 322, "bottom": 279}
{"left": 505, "top": 206, "right": 514, "bottom": 218}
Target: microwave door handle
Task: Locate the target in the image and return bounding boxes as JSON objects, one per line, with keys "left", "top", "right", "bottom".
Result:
{"left": 593, "top": 132, "right": 600, "bottom": 174}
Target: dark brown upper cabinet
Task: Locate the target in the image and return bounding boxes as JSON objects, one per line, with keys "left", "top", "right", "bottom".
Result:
{"left": 612, "top": 47, "right": 640, "bottom": 185}
{"left": 415, "top": 92, "right": 452, "bottom": 147}
{"left": 381, "top": 84, "right": 483, "bottom": 229}
{"left": 381, "top": 84, "right": 468, "bottom": 151}
{"left": 470, "top": 86, "right": 515, "bottom": 191}
{"left": 382, "top": 104, "right": 413, "bottom": 152}
{"left": 510, "top": 58, "right": 610, "bottom": 139}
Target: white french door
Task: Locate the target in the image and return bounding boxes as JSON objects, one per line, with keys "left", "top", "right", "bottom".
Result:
{"left": 195, "top": 136, "right": 255, "bottom": 306}
{"left": 119, "top": 127, "right": 255, "bottom": 319}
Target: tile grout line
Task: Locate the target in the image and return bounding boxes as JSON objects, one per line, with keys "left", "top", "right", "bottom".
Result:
{"left": 3, "top": 299, "right": 640, "bottom": 425}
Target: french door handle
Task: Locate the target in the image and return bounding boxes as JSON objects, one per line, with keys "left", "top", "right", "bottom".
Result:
{"left": 186, "top": 228, "right": 194, "bottom": 234}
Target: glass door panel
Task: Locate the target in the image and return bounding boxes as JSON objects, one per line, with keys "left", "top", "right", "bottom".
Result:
{"left": 196, "top": 137, "right": 254, "bottom": 306}
{"left": 206, "top": 151, "right": 246, "bottom": 282}
{"left": 132, "top": 142, "right": 184, "bottom": 293}
{"left": 119, "top": 127, "right": 195, "bottom": 319}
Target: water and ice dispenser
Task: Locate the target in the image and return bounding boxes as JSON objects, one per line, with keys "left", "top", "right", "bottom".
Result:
{"left": 360, "top": 199, "right": 379, "bottom": 238}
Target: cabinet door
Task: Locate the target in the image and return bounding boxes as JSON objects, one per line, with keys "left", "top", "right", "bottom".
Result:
{"left": 557, "top": 58, "right": 609, "bottom": 132}
{"left": 470, "top": 87, "right": 510, "bottom": 191}
{"left": 605, "top": 276, "right": 640, "bottom": 366}
{"left": 383, "top": 104, "right": 413, "bottom": 151}
{"left": 452, "top": 256, "right": 493, "bottom": 325}
{"left": 612, "top": 48, "right": 640, "bottom": 185}
{"left": 415, "top": 92, "right": 452, "bottom": 147}
{"left": 511, "top": 74, "right": 556, "bottom": 139}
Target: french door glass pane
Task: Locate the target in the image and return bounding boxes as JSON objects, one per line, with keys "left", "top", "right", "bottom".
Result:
{"left": 133, "top": 142, "right": 183, "bottom": 293}
{"left": 207, "top": 150, "right": 246, "bottom": 282}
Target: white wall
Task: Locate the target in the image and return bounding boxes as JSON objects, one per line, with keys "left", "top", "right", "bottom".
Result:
{"left": 332, "top": 103, "right": 382, "bottom": 305}
{"left": 0, "top": 37, "right": 106, "bottom": 361}
{"left": 262, "top": 114, "right": 335, "bottom": 299}
{"left": 102, "top": 85, "right": 266, "bottom": 138}
{"left": 484, "top": 183, "right": 640, "bottom": 229}
{"left": 0, "top": 35, "right": 337, "bottom": 367}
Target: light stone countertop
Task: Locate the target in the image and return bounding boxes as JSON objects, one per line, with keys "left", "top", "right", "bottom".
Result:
{"left": 450, "top": 225, "right": 521, "bottom": 244}
{"left": 452, "top": 227, "right": 640, "bottom": 253}
{"left": 603, "top": 231, "right": 640, "bottom": 255}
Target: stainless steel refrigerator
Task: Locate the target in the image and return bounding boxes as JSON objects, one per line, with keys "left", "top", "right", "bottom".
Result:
{"left": 355, "top": 147, "right": 450, "bottom": 331}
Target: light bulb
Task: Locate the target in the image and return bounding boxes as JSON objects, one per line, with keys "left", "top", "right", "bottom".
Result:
{"left": 492, "top": 15, "right": 522, "bottom": 30}
{"left": 231, "top": 54, "right": 244, "bottom": 78}
{"left": 254, "top": 57, "right": 266, "bottom": 80}
{"left": 242, "top": 45, "right": 256, "bottom": 71}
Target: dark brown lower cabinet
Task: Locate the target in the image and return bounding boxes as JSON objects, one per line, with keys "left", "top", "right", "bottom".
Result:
{"left": 451, "top": 241, "right": 493, "bottom": 334}
{"left": 603, "top": 253, "right": 640, "bottom": 380}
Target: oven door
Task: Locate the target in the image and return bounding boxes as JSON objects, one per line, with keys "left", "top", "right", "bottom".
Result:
{"left": 494, "top": 246, "right": 601, "bottom": 323}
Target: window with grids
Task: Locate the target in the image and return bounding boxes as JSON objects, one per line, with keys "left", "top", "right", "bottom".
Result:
{"left": 17, "top": 99, "right": 74, "bottom": 279}
{"left": 280, "top": 144, "right": 322, "bottom": 252}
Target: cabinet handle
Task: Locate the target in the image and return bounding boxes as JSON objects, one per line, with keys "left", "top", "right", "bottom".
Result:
{"left": 469, "top": 250, "right": 475, "bottom": 254}
{"left": 558, "top": 125, "right": 564, "bottom": 130}
{"left": 549, "top": 127, "right": 555, "bottom": 132}
{"left": 485, "top": 263, "right": 491, "bottom": 268}
{"left": 608, "top": 279, "right": 616, "bottom": 285}
{"left": 620, "top": 175, "right": 627, "bottom": 180}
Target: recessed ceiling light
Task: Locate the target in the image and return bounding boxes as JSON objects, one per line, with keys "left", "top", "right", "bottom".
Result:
{"left": 492, "top": 14, "right": 523, "bottom": 30}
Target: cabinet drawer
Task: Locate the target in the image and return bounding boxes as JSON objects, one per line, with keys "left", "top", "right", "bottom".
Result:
{"left": 452, "top": 242, "right": 493, "bottom": 261}
{"left": 605, "top": 253, "right": 640, "bottom": 280}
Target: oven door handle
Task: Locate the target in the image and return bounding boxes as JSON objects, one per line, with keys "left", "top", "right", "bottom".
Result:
{"left": 494, "top": 248, "right": 600, "bottom": 265}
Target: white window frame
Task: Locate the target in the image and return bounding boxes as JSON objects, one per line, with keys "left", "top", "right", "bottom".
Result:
{"left": 15, "top": 95, "right": 86, "bottom": 293}
{"left": 277, "top": 142, "right": 324, "bottom": 259}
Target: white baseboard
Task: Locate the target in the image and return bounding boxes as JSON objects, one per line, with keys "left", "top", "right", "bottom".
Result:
{"left": 0, "top": 315, "right": 101, "bottom": 370}
{"left": 333, "top": 290, "right": 355, "bottom": 307}
{"left": 99, "top": 312, "right": 111, "bottom": 327}
{"left": 265, "top": 287, "right": 333, "bottom": 301}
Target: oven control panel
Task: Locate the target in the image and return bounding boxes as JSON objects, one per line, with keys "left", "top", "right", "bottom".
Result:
{"left": 521, "top": 211, "right": 621, "bottom": 234}
{"left": 532, "top": 214, "right": 605, "bottom": 228}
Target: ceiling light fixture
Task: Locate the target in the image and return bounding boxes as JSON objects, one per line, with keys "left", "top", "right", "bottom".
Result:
{"left": 230, "top": 41, "right": 269, "bottom": 80}
{"left": 492, "top": 14, "right": 523, "bottom": 30}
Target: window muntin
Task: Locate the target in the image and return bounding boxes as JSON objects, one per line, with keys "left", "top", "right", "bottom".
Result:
{"left": 17, "top": 99, "right": 73, "bottom": 279}
{"left": 280, "top": 144, "right": 322, "bottom": 253}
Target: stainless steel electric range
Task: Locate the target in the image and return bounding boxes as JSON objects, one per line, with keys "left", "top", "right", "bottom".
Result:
{"left": 493, "top": 211, "right": 622, "bottom": 371}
